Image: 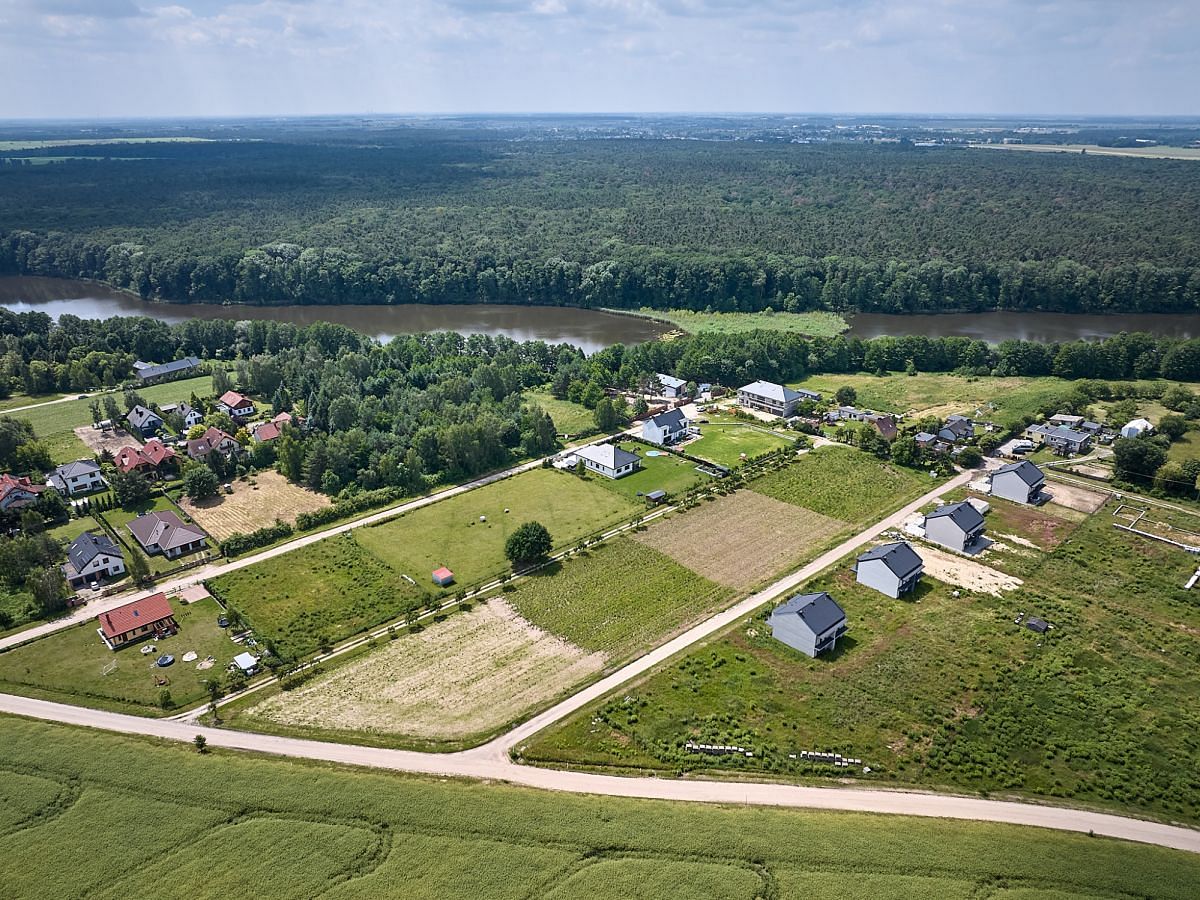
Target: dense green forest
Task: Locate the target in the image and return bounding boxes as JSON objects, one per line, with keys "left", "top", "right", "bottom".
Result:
{"left": 2, "top": 126, "right": 1199, "bottom": 313}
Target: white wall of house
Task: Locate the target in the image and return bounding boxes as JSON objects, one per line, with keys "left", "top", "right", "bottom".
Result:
{"left": 767, "top": 613, "right": 845, "bottom": 658}
{"left": 925, "top": 517, "right": 971, "bottom": 553}
{"left": 856, "top": 559, "right": 906, "bottom": 599}
{"left": 991, "top": 471, "right": 1041, "bottom": 504}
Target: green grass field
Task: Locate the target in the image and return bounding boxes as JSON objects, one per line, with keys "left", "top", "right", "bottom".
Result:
{"left": 212, "top": 469, "right": 639, "bottom": 658}
{"left": 0, "top": 598, "right": 232, "bottom": 715}
{"left": 752, "top": 446, "right": 934, "bottom": 523}
{"left": 7, "top": 374, "right": 215, "bottom": 463}
{"left": 626, "top": 308, "right": 849, "bottom": 337}
{"left": 507, "top": 538, "right": 734, "bottom": 661}
{"left": 524, "top": 498, "right": 1200, "bottom": 825}
{"left": 524, "top": 390, "right": 596, "bottom": 436}
{"left": 583, "top": 444, "right": 705, "bottom": 501}
{"left": 1, "top": 716, "right": 1198, "bottom": 899}
{"left": 687, "top": 424, "right": 796, "bottom": 467}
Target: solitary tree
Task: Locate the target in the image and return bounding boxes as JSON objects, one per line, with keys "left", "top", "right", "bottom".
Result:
{"left": 835, "top": 386, "right": 857, "bottom": 406}
{"left": 505, "top": 521, "right": 553, "bottom": 567}
{"left": 594, "top": 398, "right": 619, "bottom": 432}
{"left": 183, "top": 465, "right": 219, "bottom": 501}
{"left": 193, "top": 734, "right": 207, "bottom": 754}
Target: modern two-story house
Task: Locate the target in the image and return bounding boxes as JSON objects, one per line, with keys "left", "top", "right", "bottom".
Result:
{"left": 767, "top": 591, "right": 848, "bottom": 658}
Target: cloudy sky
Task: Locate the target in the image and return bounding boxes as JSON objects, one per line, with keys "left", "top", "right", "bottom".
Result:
{"left": 1, "top": 1, "right": 1196, "bottom": 118}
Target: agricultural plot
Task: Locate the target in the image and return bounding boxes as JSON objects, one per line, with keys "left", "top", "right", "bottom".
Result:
{"left": 8, "top": 717, "right": 1196, "bottom": 900}
{"left": 686, "top": 424, "right": 796, "bottom": 468}
{"left": 180, "top": 470, "right": 329, "bottom": 541}
{"left": 210, "top": 533, "right": 427, "bottom": 660}
{"left": 507, "top": 538, "right": 734, "bottom": 661}
{"left": 353, "top": 467, "right": 637, "bottom": 589}
{"left": 753, "top": 446, "right": 933, "bottom": 524}
{"left": 633, "top": 491, "right": 846, "bottom": 589}
{"left": 528, "top": 498, "right": 1200, "bottom": 825}
{"left": 0, "top": 597, "right": 233, "bottom": 715}
{"left": 245, "top": 600, "right": 605, "bottom": 745}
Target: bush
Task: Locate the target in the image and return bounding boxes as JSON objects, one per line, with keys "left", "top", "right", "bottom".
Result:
{"left": 294, "top": 486, "right": 408, "bottom": 531}
{"left": 505, "top": 520, "right": 553, "bottom": 566}
{"left": 220, "top": 520, "right": 294, "bottom": 556}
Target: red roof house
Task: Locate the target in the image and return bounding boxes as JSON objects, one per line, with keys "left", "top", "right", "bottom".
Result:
{"left": 114, "top": 439, "right": 178, "bottom": 475}
{"left": 97, "top": 592, "right": 177, "bottom": 650}
{"left": 0, "top": 473, "right": 46, "bottom": 511}
{"left": 432, "top": 566, "right": 455, "bottom": 587}
{"left": 216, "top": 390, "right": 255, "bottom": 418}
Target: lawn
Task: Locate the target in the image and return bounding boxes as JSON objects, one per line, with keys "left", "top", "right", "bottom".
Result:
{"left": 506, "top": 537, "right": 734, "bottom": 661}
{"left": 752, "top": 446, "right": 935, "bottom": 524}
{"left": 353, "top": 467, "right": 638, "bottom": 588}
{"left": 1, "top": 516, "right": 107, "bottom": 629}
{"left": 581, "top": 443, "right": 706, "bottom": 501}
{"left": 524, "top": 390, "right": 596, "bottom": 436}
{"left": 626, "top": 308, "right": 849, "bottom": 338}
{"left": 210, "top": 532, "right": 427, "bottom": 659}
{"left": 2, "top": 716, "right": 1199, "bottom": 899}
{"left": 941, "top": 488, "right": 1087, "bottom": 578}
{"left": 686, "top": 423, "right": 796, "bottom": 468}
{"left": 525, "top": 498, "right": 1200, "bottom": 825}
{"left": 0, "top": 597, "right": 233, "bottom": 715}
{"left": 7, "top": 374, "right": 214, "bottom": 463}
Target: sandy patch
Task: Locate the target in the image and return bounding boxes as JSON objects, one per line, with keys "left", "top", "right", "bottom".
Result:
{"left": 994, "top": 532, "right": 1039, "bottom": 550}
{"left": 917, "top": 544, "right": 1022, "bottom": 596}
{"left": 1067, "top": 464, "right": 1112, "bottom": 481}
{"left": 1044, "top": 480, "right": 1108, "bottom": 514}
{"left": 632, "top": 491, "right": 845, "bottom": 589}
{"left": 248, "top": 599, "right": 605, "bottom": 741}
{"left": 180, "top": 470, "right": 329, "bottom": 541}
{"left": 75, "top": 425, "right": 141, "bottom": 456}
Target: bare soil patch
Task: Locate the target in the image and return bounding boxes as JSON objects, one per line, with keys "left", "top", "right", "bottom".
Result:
{"left": 74, "top": 425, "right": 140, "bottom": 456}
{"left": 632, "top": 490, "right": 845, "bottom": 589}
{"left": 180, "top": 470, "right": 329, "bottom": 541}
{"left": 917, "top": 544, "right": 1023, "bottom": 596}
{"left": 247, "top": 599, "right": 605, "bottom": 741}
{"left": 1044, "top": 480, "right": 1108, "bottom": 514}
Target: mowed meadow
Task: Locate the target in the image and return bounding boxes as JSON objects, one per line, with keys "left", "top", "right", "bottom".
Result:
{"left": 1, "top": 717, "right": 1198, "bottom": 900}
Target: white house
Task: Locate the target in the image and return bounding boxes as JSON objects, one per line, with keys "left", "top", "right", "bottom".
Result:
{"left": 61, "top": 531, "right": 126, "bottom": 589}
{"left": 162, "top": 402, "right": 204, "bottom": 429}
{"left": 216, "top": 390, "right": 256, "bottom": 418}
{"left": 655, "top": 373, "right": 687, "bottom": 399}
{"left": 642, "top": 408, "right": 690, "bottom": 446}
{"left": 575, "top": 443, "right": 641, "bottom": 479}
{"left": 1121, "top": 418, "right": 1154, "bottom": 439}
{"left": 125, "top": 404, "right": 164, "bottom": 437}
{"left": 923, "top": 501, "right": 986, "bottom": 553}
{"left": 855, "top": 541, "right": 923, "bottom": 599}
{"left": 766, "top": 591, "right": 848, "bottom": 658}
{"left": 737, "top": 380, "right": 803, "bottom": 418}
{"left": 989, "top": 460, "right": 1045, "bottom": 505}
{"left": 47, "top": 459, "right": 105, "bottom": 496}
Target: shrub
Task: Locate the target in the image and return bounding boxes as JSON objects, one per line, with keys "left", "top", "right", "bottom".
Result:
{"left": 220, "top": 520, "right": 294, "bottom": 556}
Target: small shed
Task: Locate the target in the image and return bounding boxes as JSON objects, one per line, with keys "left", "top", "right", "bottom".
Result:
{"left": 646, "top": 490, "right": 667, "bottom": 505}
{"left": 1025, "top": 617, "right": 1050, "bottom": 634}
{"left": 232, "top": 651, "right": 259, "bottom": 675}
{"left": 432, "top": 566, "right": 455, "bottom": 587}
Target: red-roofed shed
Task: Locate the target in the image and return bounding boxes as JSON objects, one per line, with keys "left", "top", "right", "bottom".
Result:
{"left": 97, "top": 592, "right": 177, "bottom": 650}
{"left": 432, "top": 567, "right": 455, "bottom": 587}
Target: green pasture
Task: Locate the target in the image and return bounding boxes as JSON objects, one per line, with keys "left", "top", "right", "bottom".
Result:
{"left": 687, "top": 423, "right": 796, "bottom": 467}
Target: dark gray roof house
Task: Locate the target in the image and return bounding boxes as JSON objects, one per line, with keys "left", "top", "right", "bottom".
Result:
{"left": 127, "top": 510, "right": 207, "bottom": 559}
{"left": 990, "top": 460, "right": 1045, "bottom": 504}
{"left": 126, "top": 404, "right": 164, "bottom": 436}
{"left": 855, "top": 541, "right": 923, "bottom": 598}
{"left": 923, "top": 500, "right": 986, "bottom": 553}
{"left": 134, "top": 356, "right": 201, "bottom": 383}
{"left": 766, "top": 591, "right": 848, "bottom": 658}
{"left": 61, "top": 531, "right": 126, "bottom": 588}
{"left": 642, "top": 408, "right": 690, "bottom": 446}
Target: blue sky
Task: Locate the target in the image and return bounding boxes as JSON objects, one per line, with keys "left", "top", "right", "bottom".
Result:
{"left": 1, "top": 1, "right": 1196, "bottom": 118}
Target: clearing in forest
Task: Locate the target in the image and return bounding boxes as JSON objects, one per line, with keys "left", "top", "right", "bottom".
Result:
{"left": 633, "top": 491, "right": 845, "bottom": 589}
{"left": 247, "top": 599, "right": 604, "bottom": 742}
{"left": 180, "top": 470, "right": 329, "bottom": 541}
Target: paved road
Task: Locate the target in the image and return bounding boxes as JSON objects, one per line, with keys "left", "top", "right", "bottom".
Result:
{"left": 3, "top": 692, "right": 1198, "bottom": 854}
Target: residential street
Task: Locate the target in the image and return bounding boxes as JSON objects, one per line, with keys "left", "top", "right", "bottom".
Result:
{"left": 12, "top": 463, "right": 1192, "bottom": 854}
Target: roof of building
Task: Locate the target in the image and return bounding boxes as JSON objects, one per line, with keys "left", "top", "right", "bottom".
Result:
{"left": 994, "top": 459, "right": 1045, "bottom": 486}
{"left": 186, "top": 438, "right": 213, "bottom": 457}
{"left": 925, "top": 500, "right": 986, "bottom": 532}
{"left": 432, "top": 566, "right": 454, "bottom": 580}
{"left": 648, "top": 408, "right": 687, "bottom": 429}
{"left": 576, "top": 443, "right": 640, "bottom": 470}
{"left": 771, "top": 591, "right": 847, "bottom": 635}
{"left": 1026, "top": 616, "right": 1050, "bottom": 633}
{"left": 869, "top": 414, "right": 898, "bottom": 440}
{"left": 98, "top": 592, "right": 174, "bottom": 639}
{"left": 1047, "top": 425, "right": 1090, "bottom": 443}
{"left": 233, "top": 651, "right": 258, "bottom": 671}
{"left": 646, "top": 489, "right": 667, "bottom": 501}
{"left": 67, "top": 531, "right": 123, "bottom": 570}
{"left": 1049, "top": 413, "right": 1084, "bottom": 424}
{"left": 656, "top": 373, "right": 686, "bottom": 390}
{"left": 1124, "top": 418, "right": 1153, "bottom": 431}
{"left": 53, "top": 459, "right": 101, "bottom": 479}
{"left": 272, "top": 411, "right": 293, "bottom": 425}
{"left": 127, "top": 510, "right": 206, "bottom": 552}
{"left": 252, "top": 421, "right": 281, "bottom": 442}
{"left": 0, "top": 473, "right": 46, "bottom": 504}
{"left": 125, "top": 405, "right": 163, "bottom": 429}
{"left": 914, "top": 431, "right": 937, "bottom": 442}
{"left": 795, "top": 388, "right": 822, "bottom": 400}
{"left": 115, "top": 439, "right": 177, "bottom": 474}
{"left": 857, "top": 541, "right": 923, "bottom": 579}
{"left": 941, "top": 417, "right": 973, "bottom": 437}
{"left": 134, "top": 357, "right": 200, "bottom": 380}
{"left": 738, "top": 380, "right": 801, "bottom": 404}
{"left": 219, "top": 390, "right": 253, "bottom": 409}
{"left": 141, "top": 438, "right": 175, "bottom": 465}
{"left": 204, "top": 426, "right": 235, "bottom": 446}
